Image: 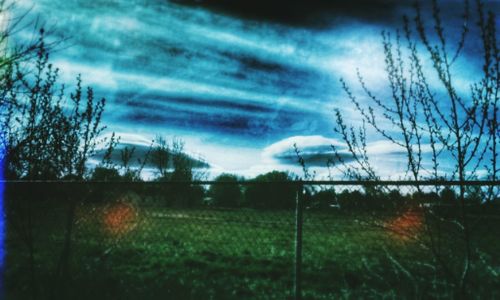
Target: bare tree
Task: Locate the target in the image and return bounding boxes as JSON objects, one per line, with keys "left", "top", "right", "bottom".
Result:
{"left": 1, "top": 31, "right": 107, "bottom": 180}
{"left": 333, "top": 0, "right": 498, "bottom": 296}
{"left": 151, "top": 135, "right": 170, "bottom": 180}
{"left": 1, "top": 6, "right": 110, "bottom": 297}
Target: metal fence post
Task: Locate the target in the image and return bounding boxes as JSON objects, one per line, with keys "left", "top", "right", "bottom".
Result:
{"left": 294, "top": 185, "right": 303, "bottom": 300}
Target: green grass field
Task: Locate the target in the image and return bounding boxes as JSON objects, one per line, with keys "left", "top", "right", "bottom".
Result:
{"left": 5, "top": 201, "right": 500, "bottom": 299}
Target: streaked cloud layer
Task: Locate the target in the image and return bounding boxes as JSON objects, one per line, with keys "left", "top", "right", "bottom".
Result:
{"left": 11, "top": 0, "right": 494, "bottom": 178}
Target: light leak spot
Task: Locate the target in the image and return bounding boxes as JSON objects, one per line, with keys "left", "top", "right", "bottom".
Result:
{"left": 385, "top": 208, "right": 423, "bottom": 241}
{"left": 102, "top": 201, "right": 138, "bottom": 236}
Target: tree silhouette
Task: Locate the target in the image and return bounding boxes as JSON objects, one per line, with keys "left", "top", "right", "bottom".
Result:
{"left": 333, "top": 0, "right": 498, "bottom": 295}
{"left": 1, "top": 31, "right": 107, "bottom": 180}
{"left": 245, "top": 171, "right": 297, "bottom": 209}
{"left": 209, "top": 173, "right": 243, "bottom": 207}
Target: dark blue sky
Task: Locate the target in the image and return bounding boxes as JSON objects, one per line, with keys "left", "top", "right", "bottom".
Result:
{"left": 11, "top": 0, "right": 498, "bottom": 178}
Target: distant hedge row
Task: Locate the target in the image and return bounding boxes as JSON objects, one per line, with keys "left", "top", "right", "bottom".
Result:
{"left": 85, "top": 169, "right": 500, "bottom": 210}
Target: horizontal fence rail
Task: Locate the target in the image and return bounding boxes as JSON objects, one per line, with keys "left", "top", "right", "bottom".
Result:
{"left": 2, "top": 180, "right": 500, "bottom": 185}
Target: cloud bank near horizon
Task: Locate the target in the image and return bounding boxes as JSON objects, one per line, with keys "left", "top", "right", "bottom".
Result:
{"left": 263, "top": 135, "right": 411, "bottom": 167}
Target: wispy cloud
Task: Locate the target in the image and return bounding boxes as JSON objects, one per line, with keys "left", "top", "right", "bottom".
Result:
{"left": 263, "top": 135, "right": 412, "bottom": 167}
{"left": 10, "top": 0, "right": 490, "bottom": 176}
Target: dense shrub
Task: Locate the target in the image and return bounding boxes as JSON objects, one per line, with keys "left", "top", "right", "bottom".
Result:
{"left": 244, "top": 171, "right": 297, "bottom": 209}
{"left": 337, "top": 189, "right": 364, "bottom": 210}
{"left": 308, "top": 189, "right": 337, "bottom": 209}
{"left": 209, "top": 174, "right": 242, "bottom": 207}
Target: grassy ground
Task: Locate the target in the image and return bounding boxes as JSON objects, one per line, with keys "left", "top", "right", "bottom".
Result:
{"left": 4, "top": 201, "right": 500, "bottom": 299}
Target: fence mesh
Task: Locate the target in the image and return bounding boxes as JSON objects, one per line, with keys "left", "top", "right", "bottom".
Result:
{"left": 3, "top": 181, "right": 500, "bottom": 299}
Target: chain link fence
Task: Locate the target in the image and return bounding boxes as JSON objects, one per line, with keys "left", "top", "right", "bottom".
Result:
{"left": 2, "top": 181, "right": 500, "bottom": 299}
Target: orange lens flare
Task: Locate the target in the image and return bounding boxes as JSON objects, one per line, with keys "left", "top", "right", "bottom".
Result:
{"left": 385, "top": 208, "right": 423, "bottom": 241}
{"left": 103, "top": 202, "right": 137, "bottom": 235}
